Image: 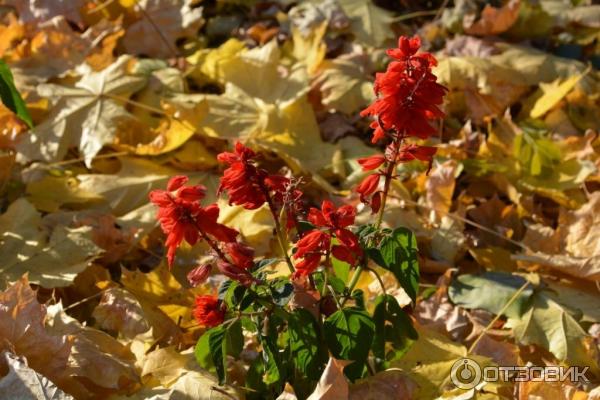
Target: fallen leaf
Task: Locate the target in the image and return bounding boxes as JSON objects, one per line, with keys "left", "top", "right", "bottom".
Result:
{"left": 0, "top": 352, "right": 74, "bottom": 400}
{"left": 2, "top": 0, "right": 85, "bottom": 24}
{"left": 307, "top": 357, "right": 351, "bottom": 400}
{"left": 337, "top": 0, "right": 395, "bottom": 47}
{"left": 92, "top": 287, "right": 150, "bottom": 338}
{"left": 0, "top": 198, "right": 101, "bottom": 290}
{"left": 0, "top": 276, "right": 137, "bottom": 398}
{"left": 464, "top": 0, "right": 521, "bottom": 36}
{"left": 122, "top": 0, "right": 204, "bottom": 58}
{"left": 530, "top": 71, "right": 587, "bottom": 119}
{"left": 17, "top": 56, "right": 147, "bottom": 167}
{"left": 349, "top": 369, "right": 418, "bottom": 400}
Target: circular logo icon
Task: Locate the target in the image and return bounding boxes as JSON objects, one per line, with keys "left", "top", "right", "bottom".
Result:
{"left": 450, "top": 358, "right": 482, "bottom": 390}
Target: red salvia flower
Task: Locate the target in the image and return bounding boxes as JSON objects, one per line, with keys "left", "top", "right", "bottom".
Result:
{"left": 149, "top": 176, "right": 238, "bottom": 267}
{"left": 193, "top": 295, "right": 225, "bottom": 327}
{"left": 397, "top": 144, "right": 437, "bottom": 162}
{"left": 224, "top": 242, "right": 255, "bottom": 270}
{"left": 360, "top": 35, "right": 447, "bottom": 141}
{"left": 216, "top": 260, "right": 256, "bottom": 287}
{"left": 358, "top": 154, "right": 386, "bottom": 171}
{"left": 218, "top": 142, "right": 293, "bottom": 210}
{"left": 292, "top": 201, "right": 361, "bottom": 278}
{"left": 356, "top": 174, "right": 381, "bottom": 202}
{"left": 187, "top": 264, "right": 212, "bottom": 287}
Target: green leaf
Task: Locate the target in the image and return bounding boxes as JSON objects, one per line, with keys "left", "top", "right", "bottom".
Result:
{"left": 288, "top": 309, "right": 327, "bottom": 380}
{"left": 506, "top": 289, "right": 600, "bottom": 375}
{"left": 194, "top": 332, "right": 215, "bottom": 373}
{"left": 270, "top": 279, "right": 294, "bottom": 307}
{"left": 368, "top": 227, "right": 420, "bottom": 302}
{"left": 226, "top": 319, "right": 244, "bottom": 357}
{"left": 207, "top": 325, "right": 227, "bottom": 384}
{"left": 0, "top": 60, "right": 32, "bottom": 127}
{"left": 372, "top": 295, "right": 417, "bottom": 369}
{"left": 260, "top": 335, "right": 283, "bottom": 385}
{"left": 448, "top": 272, "right": 534, "bottom": 319}
{"left": 324, "top": 308, "right": 375, "bottom": 380}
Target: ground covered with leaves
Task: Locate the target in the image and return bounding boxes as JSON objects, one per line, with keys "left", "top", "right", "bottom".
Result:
{"left": 1, "top": 0, "right": 600, "bottom": 399}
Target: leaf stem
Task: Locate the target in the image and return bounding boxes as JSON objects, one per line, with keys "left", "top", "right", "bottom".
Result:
{"left": 467, "top": 280, "right": 531, "bottom": 353}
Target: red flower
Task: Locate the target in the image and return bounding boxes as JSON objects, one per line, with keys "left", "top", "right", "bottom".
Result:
{"left": 224, "top": 242, "right": 255, "bottom": 270}
{"left": 294, "top": 230, "right": 330, "bottom": 260}
{"left": 149, "top": 176, "right": 238, "bottom": 267}
{"left": 360, "top": 35, "right": 447, "bottom": 141}
{"left": 358, "top": 154, "right": 386, "bottom": 171}
{"left": 292, "top": 201, "right": 362, "bottom": 278}
{"left": 216, "top": 260, "right": 255, "bottom": 287}
{"left": 397, "top": 144, "right": 437, "bottom": 163}
{"left": 187, "top": 264, "right": 211, "bottom": 287}
{"left": 193, "top": 295, "right": 225, "bottom": 327}
{"left": 218, "top": 142, "right": 292, "bottom": 210}
{"left": 356, "top": 174, "right": 381, "bottom": 201}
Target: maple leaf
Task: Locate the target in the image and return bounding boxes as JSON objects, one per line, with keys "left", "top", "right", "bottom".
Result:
{"left": 182, "top": 41, "right": 340, "bottom": 184}
{"left": 17, "top": 56, "right": 147, "bottom": 167}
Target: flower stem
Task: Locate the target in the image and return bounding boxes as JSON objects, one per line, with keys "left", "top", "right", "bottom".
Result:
{"left": 375, "top": 134, "right": 402, "bottom": 229}
{"left": 197, "top": 228, "right": 228, "bottom": 262}
{"left": 264, "top": 191, "right": 295, "bottom": 274}
{"left": 345, "top": 133, "right": 402, "bottom": 301}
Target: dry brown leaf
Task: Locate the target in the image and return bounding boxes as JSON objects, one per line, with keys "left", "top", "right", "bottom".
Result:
{"left": 349, "top": 369, "right": 418, "bottom": 400}
{"left": 0, "top": 276, "right": 140, "bottom": 398}
{"left": 464, "top": 0, "right": 521, "bottom": 36}
{"left": 46, "top": 302, "right": 139, "bottom": 396}
{"left": 307, "top": 357, "right": 351, "bottom": 400}
{"left": 122, "top": 0, "right": 203, "bottom": 58}
{"left": 0, "top": 352, "right": 74, "bottom": 400}
{"left": 92, "top": 287, "right": 150, "bottom": 338}
{"left": 426, "top": 159, "right": 458, "bottom": 218}
{"left": 0, "top": 276, "right": 74, "bottom": 395}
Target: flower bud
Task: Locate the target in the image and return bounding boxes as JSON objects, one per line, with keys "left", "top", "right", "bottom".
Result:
{"left": 187, "top": 264, "right": 211, "bottom": 287}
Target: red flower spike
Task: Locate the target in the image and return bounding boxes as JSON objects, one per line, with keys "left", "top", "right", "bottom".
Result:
{"left": 193, "top": 295, "right": 225, "bottom": 327}
{"left": 149, "top": 179, "right": 237, "bottom": 267}
{"left": 187, "top": 264, "right": 211, "bottom": 287}
{"left": 358, "top": 155, "right": 386, "bottom": 171}
{"left": 218, "top": 142, "right": 293, "bottom": 211}
{"left": 361, "top": 35, "right": 447, "bottom": 141}
{"left": 292, "top": 254, "right": 322, "bottom": 279}
{"left": 293, "top": 230, "right": 330, "bottom": 260}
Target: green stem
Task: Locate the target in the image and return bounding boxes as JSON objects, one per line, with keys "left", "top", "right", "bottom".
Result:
{"left": 345, "top": 134, "right": 402, "bottom": 302}
{"left": 264, "top": 191, "right": 295, "bottom": 273}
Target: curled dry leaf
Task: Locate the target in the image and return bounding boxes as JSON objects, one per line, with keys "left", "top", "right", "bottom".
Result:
{"left": 92, "top": 287, "right": 150, "bottom": 338}
{"left": 307, "top": 357, "right": 351, "bottom": 400}
{"left": 0, "top": 276, "right": 138, "bottom": 399}
{"left": 0, "top": 352, "right": 74, "bottom": 400}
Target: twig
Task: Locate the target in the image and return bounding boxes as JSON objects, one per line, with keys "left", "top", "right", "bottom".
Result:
{"left": 467, "top": 280, "right": 531, "bottom": 354}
